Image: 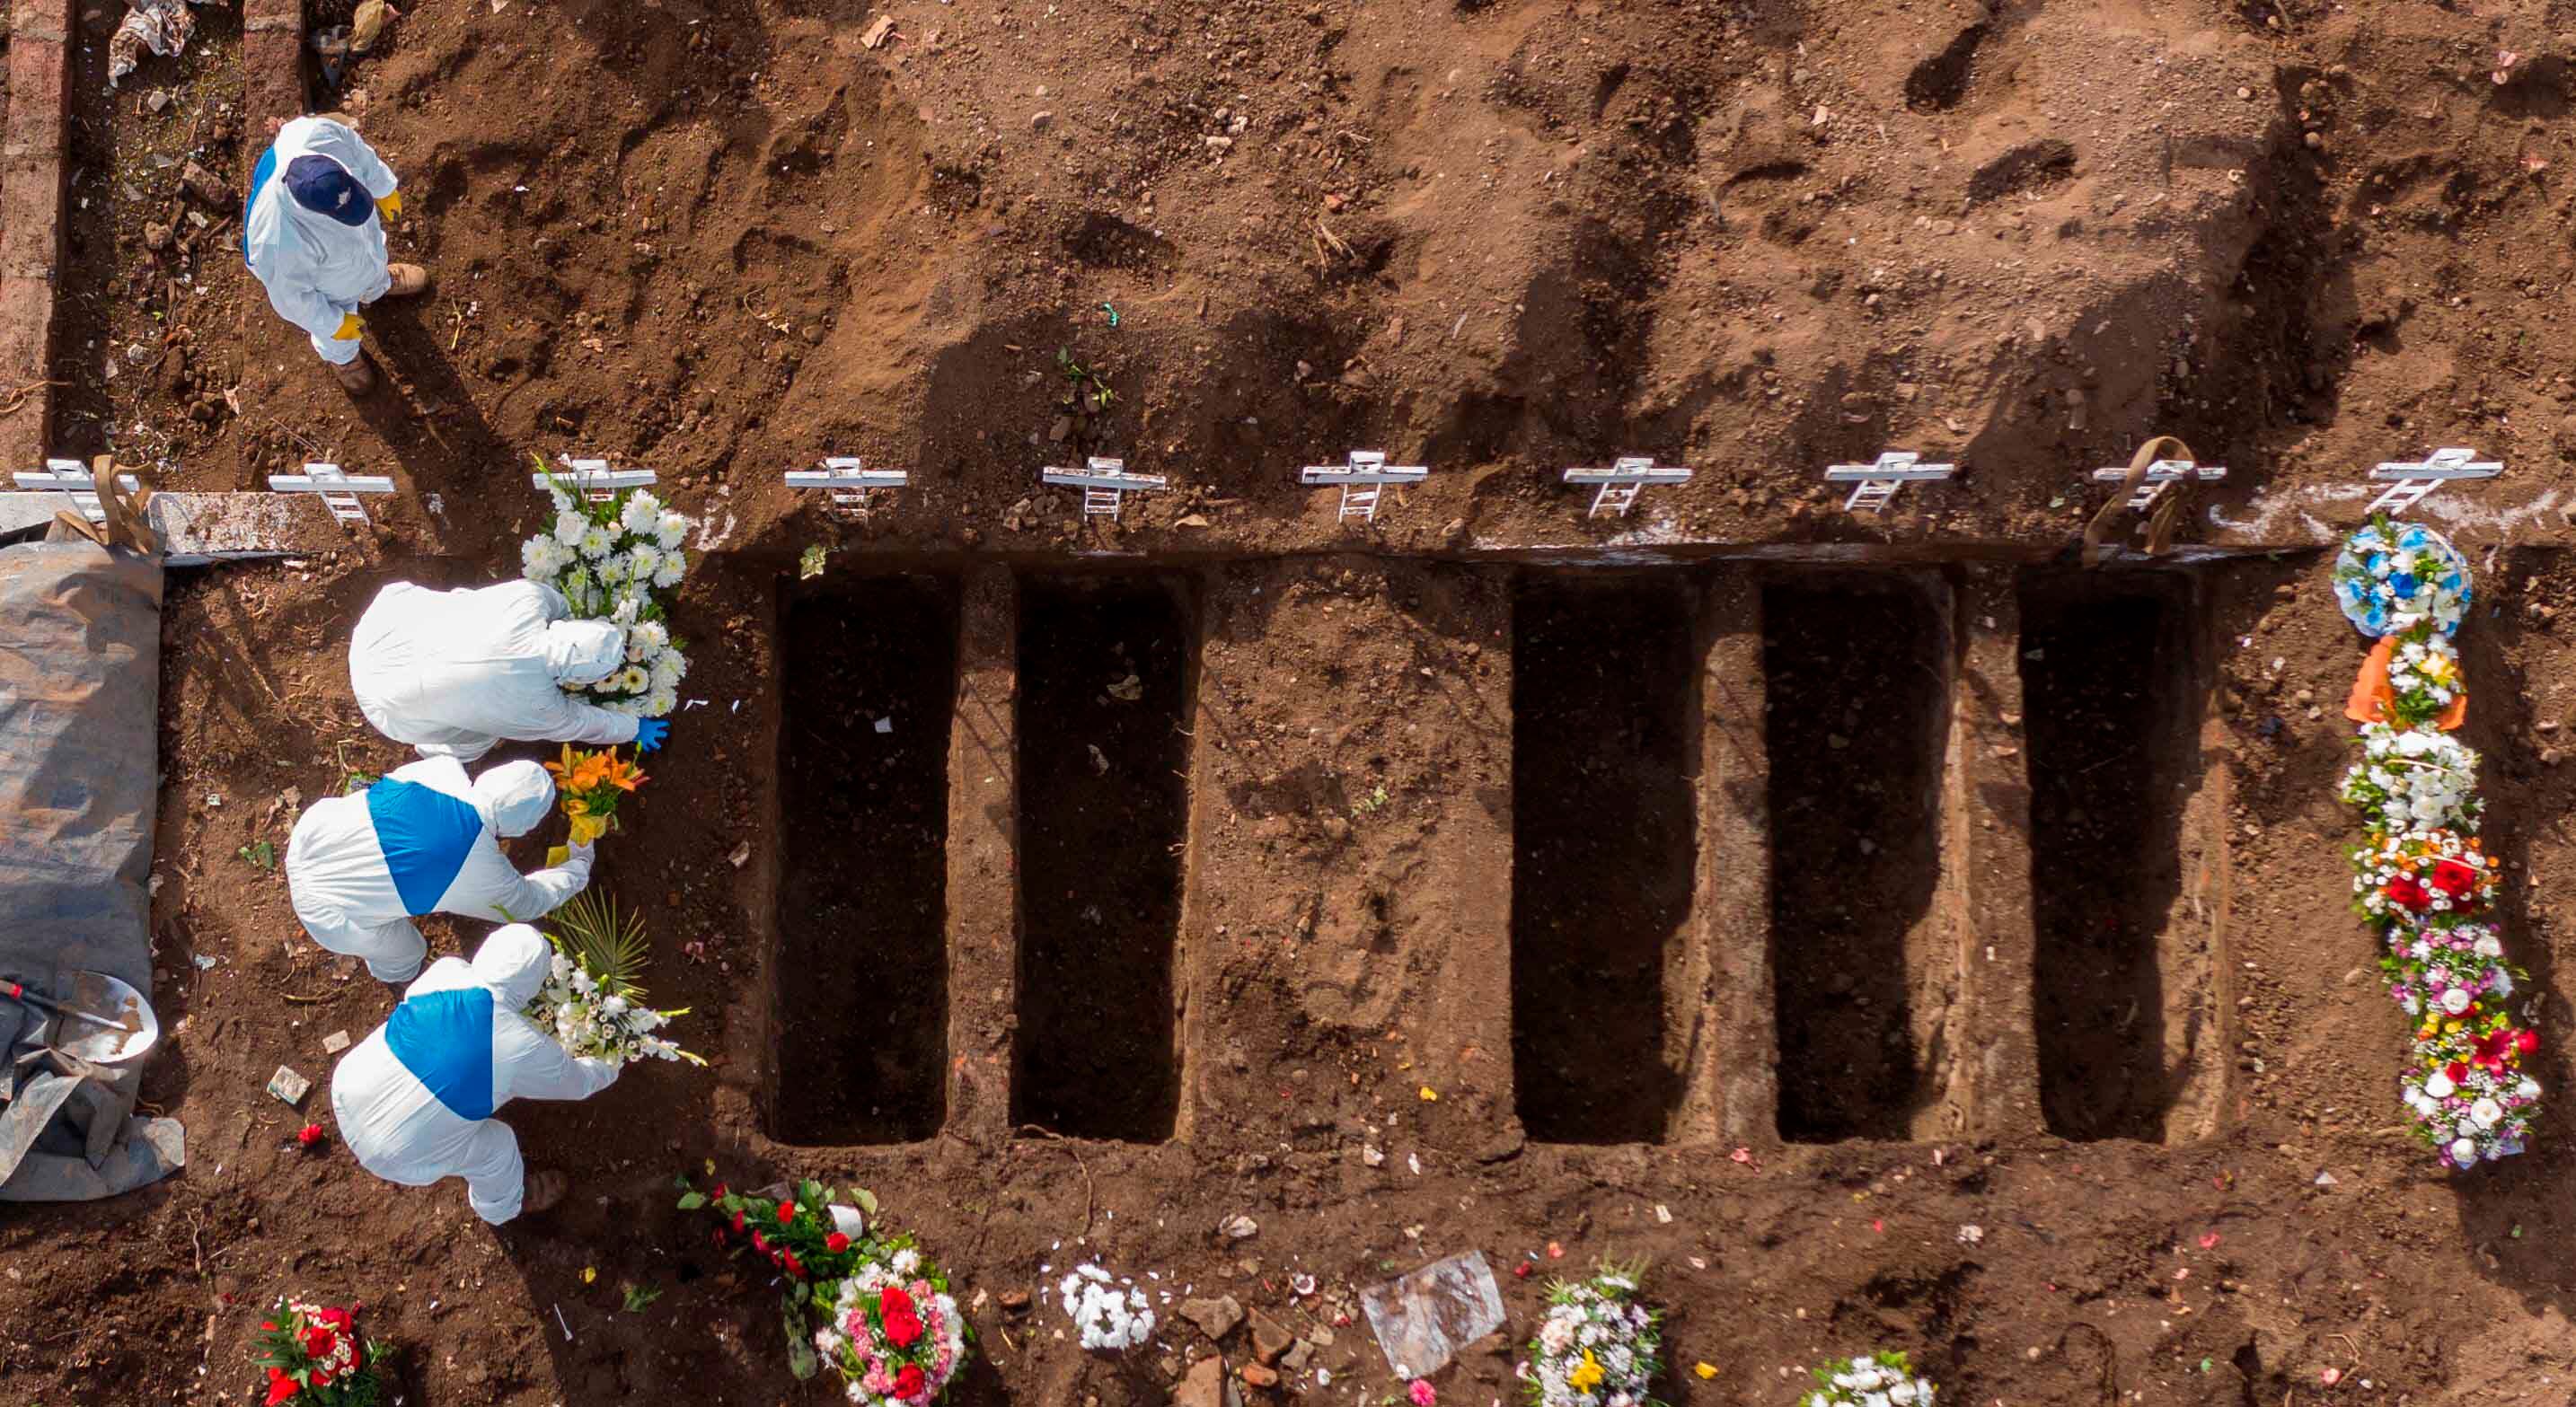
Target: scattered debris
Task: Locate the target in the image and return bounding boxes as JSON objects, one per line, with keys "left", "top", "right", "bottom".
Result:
{"left": 267, "top": 1065, "right": 312, "bottom": 1107}
{"left": 1360, "top": 1253, "right": 1504, "bottom": 1378}
{"left": 321, "top": 1029, "right": 352, "bottom": 1055}
{"left": 1173, "top": 1355, "right": 1226, "bottom": 1407}
{"left": 1179, "top": 1293, "right": 1247, "bottom": 1340}
{"left": 860, "top": 13, "right": 896, "bottom": 48}
{"left": 350, "top": 0, "right": 401, "bottom": 52}
{"left": 108, "top": 0, "right": 209, "bottom": 89}
{"left": 1220, "top": 1215, "right": 1258, "bottom": 1241}
{"left": 180, "top": 161, "right": 234, "bottom": 209}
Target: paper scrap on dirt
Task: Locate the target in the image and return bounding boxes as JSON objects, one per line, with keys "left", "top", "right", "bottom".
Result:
{"left": 1360, "top": 1252, "right": 1504, "bottom": 1378}
{"left": 266, "top": 1065, "right": 312, "bottom": 1107}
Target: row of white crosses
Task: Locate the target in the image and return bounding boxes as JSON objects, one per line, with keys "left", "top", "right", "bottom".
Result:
{"left": 15, "top": 443, "right": 2506, "bottom": 539}
{"left": 1823, "top": 446, "right": 2503, "bottom": 517}
{"left": 13, "top": 458, "right": 401, "bottom": 528}
{"left": 781, "top": 451, "right": 1698, "bottom": 523}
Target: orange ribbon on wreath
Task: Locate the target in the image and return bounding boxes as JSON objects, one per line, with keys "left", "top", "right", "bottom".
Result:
{"left": 2344, "top": 635, "right": 2468, "bottom": 730}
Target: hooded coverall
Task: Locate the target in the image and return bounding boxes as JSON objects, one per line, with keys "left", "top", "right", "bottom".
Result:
{"left": 331, "top": 925, "right": 620, "bottom": 1224}
{"left": 348, "top": 580, "right": 639, "bottom": 762}
{"left": 243, "top": 116, "right": 401, "bottom": 366}
{"left": 285, "top": 756, "right": 595, "bottom": 983}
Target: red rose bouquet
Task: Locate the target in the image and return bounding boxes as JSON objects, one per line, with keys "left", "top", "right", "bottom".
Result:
{"left": 679, "top": 1174, "right": 880, "bottom": 1378}
{"left": 250, "top": 1297, "right": 390, "bottom": 1406}
{"left": 812, "top": 1244, "right": 971, "bottom": 1406}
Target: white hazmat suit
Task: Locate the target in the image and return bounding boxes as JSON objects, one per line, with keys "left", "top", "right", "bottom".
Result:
{"left": 331, "top": 925, "right": 620, "bottom": 1224}
{"left": 285, "top": 756, "right": 595, "bottom": 983}
{"left": 243, "top": 116, "right": 401, "bottom": 366}
{"left": 348, "top": 580, "right": 639, "bottom": 762}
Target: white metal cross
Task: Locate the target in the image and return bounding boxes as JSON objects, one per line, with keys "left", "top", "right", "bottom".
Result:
{"left": 1563, "top": 456, "right": 1693, "bottom": 519}
{"left": 2368, "top": 447, "right": 2501, "bottom": 516}
{"left": 1042, "top": 456, "right": 1166, "bottom": 519}
{"left": 1822, "top": 450, "right": 1956, "bottom": 514}
{"left": 785, "top": 456, "right": 909, "bottom": 515}
{"left": 268, "top": 462, "right": 397, "bottom": 527}
{"left": 2091, "top": 458, "right": 2226, "bottom": 511}
{"left": 1301, "top": 450, "right": 1428, "bottom": 524}
{"left": 531, "top": 458, "right": 657, "bottom": 504}
{"left": 13, "top": 459, "right": 142, "bottom": 526}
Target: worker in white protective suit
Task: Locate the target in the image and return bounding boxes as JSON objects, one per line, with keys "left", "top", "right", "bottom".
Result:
{"left": 243, "top": 112, "right": 429, "bottom": 395}
{"left": 285, "top": 756, "right": 595, "bottom": 984}
{"left": 348, "top": 579, "right": 671, "bottom": 763}
{"left": 330, "top": 925, "right": 617, "bottom": 1223}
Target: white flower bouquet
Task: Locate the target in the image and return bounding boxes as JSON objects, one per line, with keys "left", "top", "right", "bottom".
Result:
{"left": 1054, "top": 1262, "right": 1155, "bottom": 1352}
{"left": 2333, "top": 516, "right": 2471, "bottom": 638}
{"left": 2380, "top": 632, "right": 2464, "bottom": 728}
{"left": 1804, "top": 1350, "right": 1936, "bottom": 1407}
{"left": 2338, "top": 724, "right": 2481, "bottom": 834}
{"left": 524, "top": 893, "right": 701, "bottom": 1067}
{"left": 1524, "top": 1265, "right": 1663, "bottom": 1407}
{"left": 521, "top": 456, "right": 693, "bottom": 719}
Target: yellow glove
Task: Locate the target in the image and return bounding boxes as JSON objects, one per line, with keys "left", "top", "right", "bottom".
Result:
{"left": 375, "top": 190, "right": 402, "bottom": 222}
{"left": 332, "top": 312, "right": 363, "bottom": 340}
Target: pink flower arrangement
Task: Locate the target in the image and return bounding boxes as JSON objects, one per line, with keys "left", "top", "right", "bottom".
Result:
{"left": 809, "top": 1244, "right": 971, "bottom": 1405}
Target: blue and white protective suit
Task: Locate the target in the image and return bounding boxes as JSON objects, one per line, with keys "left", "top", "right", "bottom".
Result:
{"left": 331, "top": 926, "right": 620, "bottom": 1224}
{"left": 243, "top": 116, "right": 401, "bottom": 365}
{"left": 285, "top": 756, "right": 594, "bottom": 983}
{"left": 348, "top": 580, "right": 638, "bottom": 762}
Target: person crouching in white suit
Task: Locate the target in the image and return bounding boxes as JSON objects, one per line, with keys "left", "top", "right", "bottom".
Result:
{"left": 347, "top": 579, "right": 670, "bottom": 763}
{"left": 285, "top": 756, "right": 594, "bottom": 984}
{"left": 331, "top": 925, "right": 618, "bottom": 1223}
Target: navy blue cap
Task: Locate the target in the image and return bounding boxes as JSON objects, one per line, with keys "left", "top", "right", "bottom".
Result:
{"left": 284, "top": 154, "right": 371, "bottom": 226}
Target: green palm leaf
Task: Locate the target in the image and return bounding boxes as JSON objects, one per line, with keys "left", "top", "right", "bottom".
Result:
{"left": 550, "top": 890, "right": 651, "bottom": 996}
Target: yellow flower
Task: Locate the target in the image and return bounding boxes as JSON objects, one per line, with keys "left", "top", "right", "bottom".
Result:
{"left": 1569, "top": 1350, "right": 1605, "bottom": 1393}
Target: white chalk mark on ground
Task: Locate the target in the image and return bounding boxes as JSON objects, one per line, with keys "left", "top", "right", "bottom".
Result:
{"left": 2208, "top": 483, "right": 2570, "bottom": 541}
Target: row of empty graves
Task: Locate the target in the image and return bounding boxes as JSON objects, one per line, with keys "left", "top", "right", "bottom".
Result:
{"left": 759, "top": 556, "right": 2243, "bottom": 1152}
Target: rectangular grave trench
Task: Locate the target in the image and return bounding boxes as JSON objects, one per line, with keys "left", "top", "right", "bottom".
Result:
{"left": 766, "top": 574, "right": 961, "bottom": 1146}
{"left": 1013, "top": 573, "right": 1195, "bottom": 1142}
{"left": 1764, "top": 574, "right": 1955, "bottom": 1143}
{"left": 1510, "top": 572, "right": 1700, "bottom": 1144}
{"left": 2020, "top": 568, "right": 2205, "bottom": 1143}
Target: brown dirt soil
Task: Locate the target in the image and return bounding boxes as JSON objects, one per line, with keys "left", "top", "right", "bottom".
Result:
{"left": 50, "top": 0, "right": 2576, "bottom": 556}
{"left": 19, "top": 0, "right": 2576, "bottom": 1405}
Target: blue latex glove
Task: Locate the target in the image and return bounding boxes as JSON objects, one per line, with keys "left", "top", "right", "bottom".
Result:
{"left": 634, "top": 718, "right": 669, "bottom": 752}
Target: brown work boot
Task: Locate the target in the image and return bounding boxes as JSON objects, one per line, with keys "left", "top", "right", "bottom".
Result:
{"left": 384, "top": 263, "right": 431, "bottom": 298}
{"left": 522, "top": 1169, "right": 569, "bottom": 1216}
{"left": 331, "top": 354, "right": 377, "bottom": 395}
